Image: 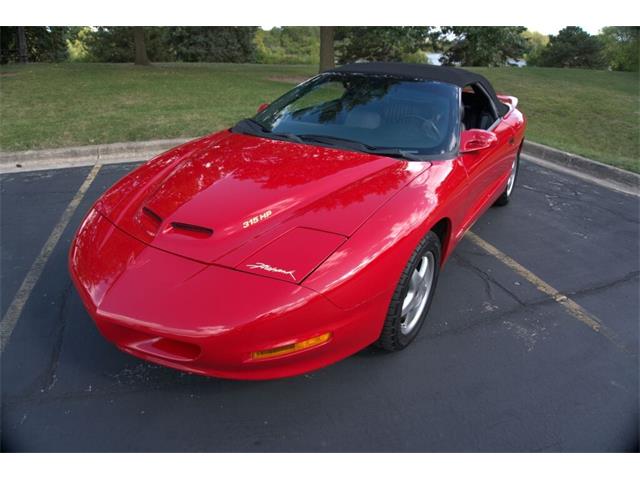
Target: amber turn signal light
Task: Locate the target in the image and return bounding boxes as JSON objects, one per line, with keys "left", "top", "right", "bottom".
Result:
{"left": 251, "top": 332, "right": 332, "bottom": 360}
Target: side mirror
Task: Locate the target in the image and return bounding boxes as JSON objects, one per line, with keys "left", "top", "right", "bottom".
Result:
{"left": 460, "top": 129, "right": 497, "bottom": 153}
{"left": 257, "top": 103, "right": 269, "bottom": 113}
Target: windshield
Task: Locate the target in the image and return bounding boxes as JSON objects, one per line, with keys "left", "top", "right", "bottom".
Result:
{"left": 234, "top": 73, "right": 461, "bottom": 159}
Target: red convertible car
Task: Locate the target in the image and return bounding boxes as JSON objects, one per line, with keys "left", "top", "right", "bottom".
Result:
{"left": 69, "top": 62, "right": 526, "bottom": 380}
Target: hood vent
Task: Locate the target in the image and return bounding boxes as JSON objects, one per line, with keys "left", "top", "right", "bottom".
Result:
{"left": 140, "top": 206, "right": 163, "bottom": 235}
{"left": 169, "top": 222, "right": 214, "bottom": 238}
{"left": 142, "top": 207, "right": 163, "bottom": 225}
{"left": 142, "top": 206, "right": 213, "bottom": 239}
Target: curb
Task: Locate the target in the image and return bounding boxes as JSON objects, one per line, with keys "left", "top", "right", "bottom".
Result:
{"left": 0, "top": 138, "right": 195, "bottom": 174}
{"left": 2, "top": 137, "right": 638, "bottom": 193}
{"left": 523, "top": 140, "right": 639, "bottom": 190}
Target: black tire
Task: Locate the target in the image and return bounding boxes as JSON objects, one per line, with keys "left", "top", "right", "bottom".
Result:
{"left": 376, "top": 231, "right": 441, "bottom": 352}
{"left": 494, "top": 145, "right": 521, "bottom": 207}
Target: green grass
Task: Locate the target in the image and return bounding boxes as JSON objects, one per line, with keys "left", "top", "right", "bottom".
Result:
{"left": 0, "top": 63, "right": 315, "bottom": 151}
{"left": 1, "top": 63, "right": 638, "bottom": 172}
{"left": 471, "top": 67, "right": 639, "bottom": 173}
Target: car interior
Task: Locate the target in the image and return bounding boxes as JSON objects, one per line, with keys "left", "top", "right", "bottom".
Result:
{"left": 290, "top": 96, "right": 452, "bottom": 150}
{"left": 278, "top": 81, "right": 456, "bottom": 150}
{"left": 461, "top": 83, "right": 498, "bottom": 131}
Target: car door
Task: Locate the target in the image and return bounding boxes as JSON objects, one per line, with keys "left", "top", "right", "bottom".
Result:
{"left": 457, "top": 84, "right": 514, "bottom": 231}
{"left": 485, "top": 114, "right": 517, "bottom": 197}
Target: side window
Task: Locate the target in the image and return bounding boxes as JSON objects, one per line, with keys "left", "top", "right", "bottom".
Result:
{"left": 461, "top": 84, "right": 497, "bottom": 131}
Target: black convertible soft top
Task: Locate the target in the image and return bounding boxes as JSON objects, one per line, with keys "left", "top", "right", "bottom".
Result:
{"left": 329, "top": 62, "right": 509, "bottom": 116}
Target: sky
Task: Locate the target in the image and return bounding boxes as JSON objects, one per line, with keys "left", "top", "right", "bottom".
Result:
{"left": 260, "top": 25, "right": 606, "bottom": 36}
{"left": 525, "top": 24, "right": 605, "bottom": 35}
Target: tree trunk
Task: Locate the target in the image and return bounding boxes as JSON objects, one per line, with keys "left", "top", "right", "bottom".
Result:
{"left": 17, "top": 27, "right": 28, "bottom": 63}
{"left": 319, "top": 27, "right": 335, "bottom": 72}
{"left": 133, "top": 27, "right": 150, "bottom": 66}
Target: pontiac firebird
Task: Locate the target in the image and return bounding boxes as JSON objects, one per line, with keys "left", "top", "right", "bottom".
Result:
{"left": 69, "top": 62, "right": 526, "bottom": 379}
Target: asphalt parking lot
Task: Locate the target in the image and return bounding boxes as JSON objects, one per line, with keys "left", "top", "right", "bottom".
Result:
{"left": 1, "top": 157, "right": 638, "bottom": 452}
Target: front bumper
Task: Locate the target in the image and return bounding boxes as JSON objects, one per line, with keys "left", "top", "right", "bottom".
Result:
{"left": 69, "top": 209, "right": 381, "bottom": 380}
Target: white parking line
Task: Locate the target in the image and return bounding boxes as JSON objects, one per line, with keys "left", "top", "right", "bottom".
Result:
{"left": 0, "top": 163, "right": 102, "bottom": 352}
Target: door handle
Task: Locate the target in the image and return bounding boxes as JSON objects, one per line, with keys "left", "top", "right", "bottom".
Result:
{"left": 508, "top": 136, "right": 515, "bottom": 145}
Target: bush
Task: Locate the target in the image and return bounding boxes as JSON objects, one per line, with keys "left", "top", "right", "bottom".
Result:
{"left": 255, "top": 27, "right": 319, "bottom": 65}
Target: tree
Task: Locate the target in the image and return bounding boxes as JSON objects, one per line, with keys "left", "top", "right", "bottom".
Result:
{"left": 434, "top": 27, "right": 528, "bottom": 66}
{"left": 0, "top": 27, "right": 69, "bottom": 63}
{"left": 17, "top": 27, "right": 28, "bottom": 63}
{"left": 334, "top": 27, "right": 432, "bottom": 63}
{"left": 165, "top": 27, "right": 257, "bottom": 63}
{"left": 522, "top": 30, "right": 549, "bottom": 65}
{"left": 599, "top": 26, "right": 639, "bottom": 72}
{"left": 82, "top": 27, "right": 138, "bottom": 62}
{"left": 67, "top": 27, "right": 91, "bottom": 61}
{"left": 79, "top": 27, "right": 173, "bottom": 63}
{"left": 536, "top": 26, "right": 606, "bottom": 69}
{"left": 319, "top": 27, "right": 335, "bottom": 72}
{"left": 133, "top": 27, "right": 150, "bottom": 65}
{"left": 70, "top": 27, "right": 258, "bottom": 63}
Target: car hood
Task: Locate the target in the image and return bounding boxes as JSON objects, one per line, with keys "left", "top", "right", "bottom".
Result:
{"left": 96, "top": 131, "right": 429, "bottom": 264}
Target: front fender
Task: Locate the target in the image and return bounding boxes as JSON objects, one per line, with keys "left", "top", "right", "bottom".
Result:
{"left": 304, "top": 159, "right": 466, "bottom": 311}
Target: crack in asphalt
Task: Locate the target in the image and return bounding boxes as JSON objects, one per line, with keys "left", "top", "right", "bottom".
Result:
{"left": 424, "top": 292, "right": 636, "bottom": 355}
{"left": 452, "top": 252, "right": 527, "bottom": 307}
{"left": 519, "top": 182, "right": 639, "bottom": 224}
{"left": 460, "top": 247, "right": 639, "bottom": 295}
{"left": 2, "top": 371, "right": 234, "bottom": 408}
{"left": 567, "top": 270, "right": 639, "bottom": 297}
{"left": 32, "top": 280, "right": 74, "bottom": 395}
{"left": 422, "top": 261, "right": 638, "bottom": 354}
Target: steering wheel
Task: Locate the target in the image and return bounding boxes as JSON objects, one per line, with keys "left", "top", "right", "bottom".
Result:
{"left": 401, "top": 114, "right": 442, "bottom": 140}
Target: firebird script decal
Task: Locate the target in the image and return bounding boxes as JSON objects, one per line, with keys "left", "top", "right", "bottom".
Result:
{"left": 246, "top": 262, "right": 296, "bottom": 281}
{"left": 243, "top": 210, "right": 272, "bottom": 229}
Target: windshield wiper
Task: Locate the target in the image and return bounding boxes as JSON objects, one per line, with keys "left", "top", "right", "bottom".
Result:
{"left": 234, "top": 118, "right": 269, "bottom": 133}
{"left": 296, "top": 134, "right": 424, "bottom": 161}
{"left": 233, "top": 119, "right": 304, "bottom": 143}
{"left": 363, "top": 147, "right": 424, "bottom": 162}
{"left": 271, "top": 132, "right": 304, "bottom": 143}
{"left": 233, "top": 124, "right": 424, "bottom": 161}
{"left": 296, "top": 134, "right": 368, "bottom": 148}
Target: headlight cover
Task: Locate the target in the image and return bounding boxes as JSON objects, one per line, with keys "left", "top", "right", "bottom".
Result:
{"left": 235, "top": 227, "right": 346, "bottom": 284}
